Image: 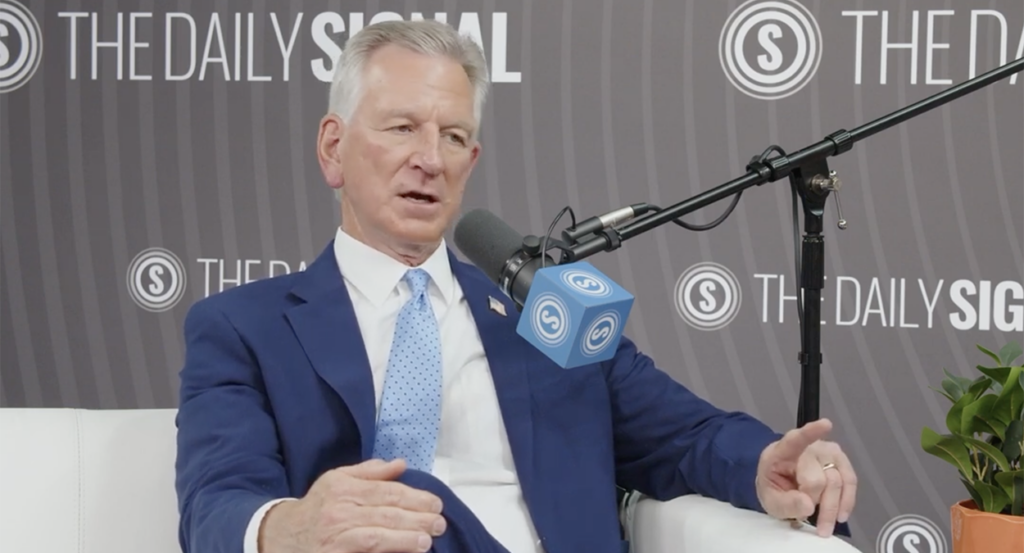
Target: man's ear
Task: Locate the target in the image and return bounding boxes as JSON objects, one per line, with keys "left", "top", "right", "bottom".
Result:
{"left": 468, "top": 140, "right": 482, "bottom": 171}
{"left": 317, "top": 113, "right": 346, "bottom": 191}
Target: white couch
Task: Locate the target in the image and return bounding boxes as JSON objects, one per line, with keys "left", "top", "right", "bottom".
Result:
{"left": 0, "top": 408, "right": 861, "bottom": 553}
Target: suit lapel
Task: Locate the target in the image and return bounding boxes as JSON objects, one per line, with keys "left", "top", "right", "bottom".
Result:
{"left": 450, "top": 252, "right": 539, "bottom": 507}
{"left": 284, "top": 245, "right": 540, "bottom": 491}
{"left": 286, "top": 242, "right": 377, "bottom": 458}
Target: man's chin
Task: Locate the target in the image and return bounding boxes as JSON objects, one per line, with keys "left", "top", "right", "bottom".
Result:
{"left": 392, "top": 225, "right": 447, "bottom": 251}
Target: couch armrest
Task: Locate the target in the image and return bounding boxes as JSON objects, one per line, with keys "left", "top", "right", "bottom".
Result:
{"left": 624, "top": 494, "right": 861, "bottom": 553}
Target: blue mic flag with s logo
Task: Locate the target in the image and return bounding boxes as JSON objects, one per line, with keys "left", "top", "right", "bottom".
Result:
{"left": 515, "top": 261, "right": 634, "bottom": 369}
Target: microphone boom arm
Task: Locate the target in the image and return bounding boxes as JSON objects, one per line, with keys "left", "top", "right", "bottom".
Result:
{"left": 560, "top": 56, "right": 1024, "bottom": 430}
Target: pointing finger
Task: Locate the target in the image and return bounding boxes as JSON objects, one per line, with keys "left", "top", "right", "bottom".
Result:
{"left": 771, "top": 419, "right": 833, "bottom": 462}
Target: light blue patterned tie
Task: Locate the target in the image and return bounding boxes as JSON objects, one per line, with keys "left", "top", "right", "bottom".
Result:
{"left": 371, "top": 268, "right": 443, "bottom": 472}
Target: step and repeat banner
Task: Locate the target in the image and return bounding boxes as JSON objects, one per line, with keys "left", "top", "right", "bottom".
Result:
{"left": 2, "top": 0, "right": 1022, "bottom": 551}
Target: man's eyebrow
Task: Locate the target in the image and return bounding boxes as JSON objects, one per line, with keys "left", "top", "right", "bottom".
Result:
{"left": 380, "top": 108, "right": 417, "bottom": 121}
{"left": 443, "top": 120, "right": 475, "bottom": 134}
{"left": 382, "top": 108, "right": 413, "bottom": 117}
{"left": 381, "top": 109, "right": 474, "bottom": 133}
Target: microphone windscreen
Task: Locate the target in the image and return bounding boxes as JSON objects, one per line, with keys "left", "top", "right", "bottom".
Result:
{"left": 453, "top": 209, "right": 524, "bottom": 284}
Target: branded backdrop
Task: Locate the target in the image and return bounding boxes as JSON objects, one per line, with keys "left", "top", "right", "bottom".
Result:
{"left": 2, "top": 0, "right": 1022, "bottom": 551}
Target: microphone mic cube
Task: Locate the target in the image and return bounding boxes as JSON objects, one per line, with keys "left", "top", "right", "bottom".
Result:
{"left": 515, "top": 261, "right": 634, "bottom": 369}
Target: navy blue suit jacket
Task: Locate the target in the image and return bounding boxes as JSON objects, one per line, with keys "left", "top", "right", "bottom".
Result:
{"left": 174, "top": 241, "right": 788, "bottom": 553}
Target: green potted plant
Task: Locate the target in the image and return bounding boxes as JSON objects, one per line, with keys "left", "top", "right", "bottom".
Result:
{"left": 921, "top": 340, "right": 1023, "bottom": 553}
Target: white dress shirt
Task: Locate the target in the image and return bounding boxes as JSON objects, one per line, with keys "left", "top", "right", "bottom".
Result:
{"left": 243, "top": 228, "right": 542, "bottom": 553}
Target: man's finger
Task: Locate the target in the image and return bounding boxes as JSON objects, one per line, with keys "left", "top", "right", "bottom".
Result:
{"left": 354, "top": 505, "right": 446, "bottom": 537}
{"left": 354, "top": 479, "right": 444, "bottom": 514}
{"left": 834, "top": 454, "right": 858, "bottom": 523}
{"left": 771, "top": 419, "right": 833, "bottom": 461}
{"left": 814, "top": 468, "right": 844, "bottom": 537}
{"left": 763, "top": 489, "right": 815, "bottom": 521}
{"left": 796, "top": 452, "right": 828, "bottom": 504}
{"left": 337, "top": 527, "right": 433, "bottom": 553}
{"left": 338, "top": 458, "right": 407, "bottom": 481}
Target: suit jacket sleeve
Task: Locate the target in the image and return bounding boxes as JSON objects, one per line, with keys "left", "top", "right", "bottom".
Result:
{"left": 174, "top": 299, "right": 290, "bottom": 553}
{"left": 605, "top": 336, "right": 782, "bottom": 512}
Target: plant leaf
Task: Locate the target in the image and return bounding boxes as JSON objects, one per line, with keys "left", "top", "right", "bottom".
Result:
{"left": 947, "top": 391, "right": 980, "bottom": 436}
{"left": 977, "top": 344, "right": 1004, "bottom": 366}
{"left": 931, "top": 385, "right": 956, "bottom": 402}
{"left": 960, "top": 476, "right": 986, "bottom": 510}
{"left": 994, "top": 470, "right": 1024, "bottom": 516}
{"left": 967, "top": 376, "right": 994, "bottom": 398}
{"left": 989, "top": 366, "right": 1024, "bottom": 428}
{"left": 977, "top": 365, "right": 1012, "bottom": 385}
{"left": 998, "top": 341, "right": 1023, "bottom": 367}
{"left": 962, "top": 394, "right": 1006, "bottom": 440}
{"left": 972, "top": 480, "right": 1011, "bottom": 514}
{"left": 944, "top": 368, "right": 974, "bottom": 394}
{"left": 921, "top": 427, "right": 974, "bottom": 478}
{"left": 1002, "top": 419, "right": 1023, "bottom": 462}
{"left": 959, "top": 435, "right": 1011, "bottom": 472}
{"left": 983, "top": 418, "right": 1009, "bottom": 441}
{"left": 940, "top": 380, "right": 963, "bottom": 402}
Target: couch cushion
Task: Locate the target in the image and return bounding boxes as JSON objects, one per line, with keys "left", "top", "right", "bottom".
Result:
{"left": 0, "top": 408, "right": 181, "bottom": 553}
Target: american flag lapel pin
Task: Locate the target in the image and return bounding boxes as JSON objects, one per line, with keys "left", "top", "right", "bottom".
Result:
{"left": 488, "top": 296, "right": 507, "bottom": 316}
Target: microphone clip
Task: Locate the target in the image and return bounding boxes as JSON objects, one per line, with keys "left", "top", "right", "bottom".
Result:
{"left": 521, "top": 234, "right": 573, "bottom": 265}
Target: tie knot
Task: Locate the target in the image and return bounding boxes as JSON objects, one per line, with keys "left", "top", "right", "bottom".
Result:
{"left": 403, "top": 268, "right": 431, "bottom": 297}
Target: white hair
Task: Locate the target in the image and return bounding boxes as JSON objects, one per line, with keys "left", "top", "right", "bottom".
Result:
{"left": 328, "top": 19, "right": 490, "bottom": 133}
{"left": 328, "top": 20, "right": 489, "bottom": 203}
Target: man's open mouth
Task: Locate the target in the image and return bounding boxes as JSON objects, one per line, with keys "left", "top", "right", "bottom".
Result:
{"left": 399, "top": 191, "right": 439, "bottom": 204}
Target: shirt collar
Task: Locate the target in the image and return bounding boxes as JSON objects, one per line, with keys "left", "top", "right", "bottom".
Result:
{"left": 333, "top": 227, "right": 454, "bottom": 307}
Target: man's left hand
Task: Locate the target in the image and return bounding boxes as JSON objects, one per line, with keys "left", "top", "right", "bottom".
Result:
{"left": 755, "top": 418, "right": 857, "bottom": 537}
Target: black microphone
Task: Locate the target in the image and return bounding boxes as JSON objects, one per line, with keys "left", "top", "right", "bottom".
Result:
{"left": 453, "top": 208, "right": 554, "bottom": 309}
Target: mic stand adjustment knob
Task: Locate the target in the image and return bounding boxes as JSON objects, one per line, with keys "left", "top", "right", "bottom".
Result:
{"left": 810, "top": 171, "right": 848, "bottom": 230}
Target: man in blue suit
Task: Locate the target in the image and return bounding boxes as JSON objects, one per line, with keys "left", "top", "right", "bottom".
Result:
{"left": 174, "top": 19, "right": 857, "bottom": 553}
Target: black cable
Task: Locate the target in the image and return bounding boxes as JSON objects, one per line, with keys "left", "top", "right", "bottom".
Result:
{"left": 759, "top": 144, "right": 787, "bottom": 164}
{"left": 628, "top": 144, "right": 789, "bottom": 233}
{"left": 792, "top": 184, "right": 803, "bottom": 339}
{"left": 753, "top": 142, "right": 808, "bottom": 423}
{"left": 541, "top": 206, "right": 576, "bottom": 268}
{"left": 639, "top": 191, "right": 743, "bottom": 232}
{"left": 753, "top": 143, "right": 806, "bottom": 341}
{"left": 789, "top": 158, "right": 805, "bottom": 427}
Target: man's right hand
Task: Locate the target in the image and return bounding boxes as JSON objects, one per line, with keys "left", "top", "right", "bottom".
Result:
{"left": 258, "top": 458, "right": 446, "bottom": 553}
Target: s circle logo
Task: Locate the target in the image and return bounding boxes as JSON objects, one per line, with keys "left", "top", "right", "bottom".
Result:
{"left": 530, "top": 293, "right": 571, "bottom": 346}
{"left": 719, "top": 0, "right": 822, "bottom": 100}
{"left": 876, "top": 514, "right": 947, "bottom": 553}
{"left": 674, "top": 262, "right": 742, "bottom": 331}
{"left": 127, "top": 248, "right": 187, "bottom": 312}
{"left": 0, "top": 0, "right": 43, "bottom": 94}
{"left": 581, "top": 311, "right": 620, "bottom": 357}
{"left": 561, "top": 269, "right": 612, "bottom": 297}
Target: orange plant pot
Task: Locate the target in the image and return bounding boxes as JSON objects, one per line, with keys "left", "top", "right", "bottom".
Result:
{"left": 951, "top": 499, "right": 1024, "bottom": 553}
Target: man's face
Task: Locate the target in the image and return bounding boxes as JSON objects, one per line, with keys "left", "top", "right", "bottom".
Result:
{"left": 318, "top": 44, "right": 481, "bottom": 262}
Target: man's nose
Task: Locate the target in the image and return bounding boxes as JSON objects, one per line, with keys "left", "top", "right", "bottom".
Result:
{"left": 410, "top": 129, "right": 444, "bottom": 176}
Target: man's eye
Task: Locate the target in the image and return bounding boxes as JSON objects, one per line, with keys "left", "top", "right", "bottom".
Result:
{"left": 392, "top": 125, "right": 413, "bottom": 133}
{"left": 445, "top": 133, "right": 467, "bottom": 146}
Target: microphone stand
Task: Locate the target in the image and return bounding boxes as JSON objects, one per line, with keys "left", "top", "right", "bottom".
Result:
{"left": 556, "top": 56, "right": 1023, "bottom": 429}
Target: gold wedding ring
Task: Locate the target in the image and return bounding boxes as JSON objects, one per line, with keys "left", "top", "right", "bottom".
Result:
{"left": 822, "top": 462, "right": 837, "bottom": 471}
